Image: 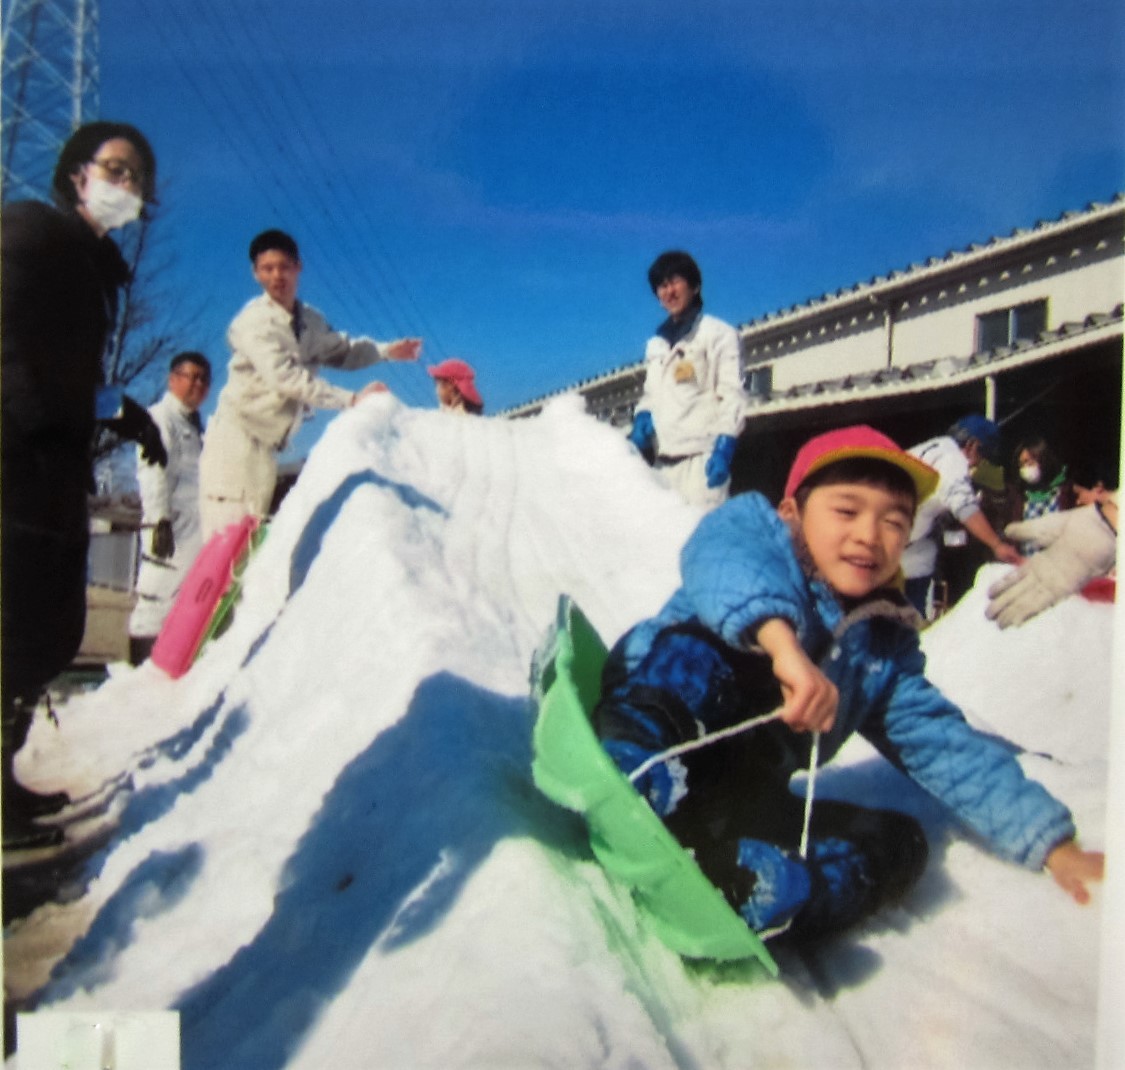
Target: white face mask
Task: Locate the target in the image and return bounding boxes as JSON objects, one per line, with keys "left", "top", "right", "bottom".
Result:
{"left": 82, "top": 175, "right": 143, "bottom": 231}
{"left": 1019, "top": 462, "right": 1042, "bottom": 485}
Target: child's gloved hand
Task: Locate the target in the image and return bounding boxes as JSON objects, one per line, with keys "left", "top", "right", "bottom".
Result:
{"left": 985, "top": 506, "right": 1116, "bottom": 628}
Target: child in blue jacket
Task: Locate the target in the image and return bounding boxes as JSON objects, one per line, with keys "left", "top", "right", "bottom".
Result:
{"left": 595, "top": 425, "right": 1103, "bottom": 939}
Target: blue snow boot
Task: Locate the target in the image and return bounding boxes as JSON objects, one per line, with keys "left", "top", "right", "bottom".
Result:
{"left": 729, "top": 838, "right": 813, "bottom": 932}
{"left": 789, "top": 817, "right": 929, "bottom": 940}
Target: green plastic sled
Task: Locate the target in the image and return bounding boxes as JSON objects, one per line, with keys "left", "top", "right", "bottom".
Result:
{"left": 531, "top": 595, "right": 779, "bottom": 972}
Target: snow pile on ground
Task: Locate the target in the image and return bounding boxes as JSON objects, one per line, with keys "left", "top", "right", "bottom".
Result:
{"left": 6, "top": 394, "right": 1117, "bottom": 1069}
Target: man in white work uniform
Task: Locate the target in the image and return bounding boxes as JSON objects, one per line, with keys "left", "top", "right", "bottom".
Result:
{"left": 199, "top": 228, "right": 422, "bottom": 538}
{"left": 128, "top": 351, "right": 212, "bottom": 664}
{"left": 627, "top": 250, "right": 748, "bottom": 509}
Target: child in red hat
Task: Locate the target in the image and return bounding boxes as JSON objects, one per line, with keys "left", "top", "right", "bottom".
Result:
{"left": 594, "top": 424, "right": 1103, "bottom": 943}
{"left": 428, "top": 358, "right": 484, "bottom": 415}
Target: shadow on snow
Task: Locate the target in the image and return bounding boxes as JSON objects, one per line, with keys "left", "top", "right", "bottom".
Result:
{"left": 172, "top": 670, "right": 567, "bottom": 1070}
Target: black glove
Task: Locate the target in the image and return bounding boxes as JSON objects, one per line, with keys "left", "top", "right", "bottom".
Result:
{"left": 151, "top": 518, "right": 175, "bottom": 560}
{"left": 109, "top": 395, "right": 168, "bottom": 467}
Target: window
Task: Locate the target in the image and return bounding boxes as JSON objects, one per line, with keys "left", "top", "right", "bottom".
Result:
{"left": 745, "top": 365, "right": 773, "bottom": 398}
{"left": 976, "top": 299, "right": 1047, "bottom": 353}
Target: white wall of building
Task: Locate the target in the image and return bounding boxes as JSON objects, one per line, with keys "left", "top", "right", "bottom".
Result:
{"left": 743, "top": 238, "right": 1123, "bottom": 393}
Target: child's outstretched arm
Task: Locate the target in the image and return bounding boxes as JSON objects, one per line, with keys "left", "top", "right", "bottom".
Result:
{"left": 755, "top": 619, "right": 837, "bottom": 733}
{"left": 1045, "top": 840, "right": 1105, "bottom": 904}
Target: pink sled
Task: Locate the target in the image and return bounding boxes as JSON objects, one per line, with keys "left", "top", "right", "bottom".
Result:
{"left": 151, "top": 515, "right": 263, "bottom": 679}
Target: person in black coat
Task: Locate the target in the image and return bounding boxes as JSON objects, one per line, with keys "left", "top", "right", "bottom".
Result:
{"left": 1, "top": 121, "right": 167, "bottom": 849}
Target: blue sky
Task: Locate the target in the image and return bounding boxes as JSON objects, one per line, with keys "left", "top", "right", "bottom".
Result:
{"left": 97, "top": 0, "right": 1125, "bottom": 458}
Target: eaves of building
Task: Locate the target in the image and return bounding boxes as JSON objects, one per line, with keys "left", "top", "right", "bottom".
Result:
{"left": 743, "top": 304, "right": 1123, "bottom": 419}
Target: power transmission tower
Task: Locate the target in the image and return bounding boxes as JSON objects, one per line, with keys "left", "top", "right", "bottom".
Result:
{"left": 1, "top": 0, "right": 99, "bottom": 203}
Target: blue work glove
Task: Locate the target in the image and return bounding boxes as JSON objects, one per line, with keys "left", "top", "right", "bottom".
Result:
{"left": 627, "top": 410, "right": 655, "bottom": 453}
{"left": 705, "top": 434, "right": 737, "bottom": 488}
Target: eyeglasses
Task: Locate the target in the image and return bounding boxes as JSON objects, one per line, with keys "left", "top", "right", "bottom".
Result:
{"left": 88, "top": 157, "right": 146, "bottom": 189}
{"left": 173, "top": 369, "right": 211, "bottom": 386}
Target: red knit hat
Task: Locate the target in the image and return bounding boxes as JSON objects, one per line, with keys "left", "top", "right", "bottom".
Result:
{"left": 427, "top": 359, "right": 482, "bottom": 408}
{"left": 784, "top": 425, "right": 939, "bottom": 502}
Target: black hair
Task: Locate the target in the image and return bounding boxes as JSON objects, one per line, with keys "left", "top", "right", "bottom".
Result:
{"left": 249, "top": 229, "right": 300, "bottom": 263}
{"left": 1069, "top": 457, "right": 1119, "bottom": 492}
{"left": 1012, "top": 435, "right": 1064, "bottom": 486}
{"left": 794, "top": 456, "right": 918, "bottom": 513}
{"left": 169, "top": 350, "right": 212, "bottom": 377}
{"left": 436, "top": 378, "right": 484, "bottom": 415}
{"left": 647, "top": 250, "right": 702, "bottom": 295}
{"left": 52, "top": 121, "right": 157, "bottom": 207}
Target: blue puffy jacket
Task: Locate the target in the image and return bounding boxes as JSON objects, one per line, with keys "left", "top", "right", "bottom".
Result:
{"left": 617, "top": 492, "right": 1075, "bottom": 870}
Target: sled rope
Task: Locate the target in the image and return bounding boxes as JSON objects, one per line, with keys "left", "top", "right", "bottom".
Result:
{"left": 626, "top": 709, "right": 784, "bottom": 783}
{"left": 627, "top": 710, "right": 822, "bottom": 860}
{"left": 798, "top": 729, "right": 820, "bottom": 858}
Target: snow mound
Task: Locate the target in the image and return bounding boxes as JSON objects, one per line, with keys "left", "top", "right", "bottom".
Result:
{"left": 8, "top": 395, "right": 1114, "bottom": 1069}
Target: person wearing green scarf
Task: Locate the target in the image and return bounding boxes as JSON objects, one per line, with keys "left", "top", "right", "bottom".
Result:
{"left": 1011, "top": 436, "right": 1076, "bottom": 555}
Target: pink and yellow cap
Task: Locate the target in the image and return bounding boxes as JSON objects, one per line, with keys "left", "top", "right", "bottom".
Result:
{"left": 784, "top": 425, "right": 939, "bottom": 503}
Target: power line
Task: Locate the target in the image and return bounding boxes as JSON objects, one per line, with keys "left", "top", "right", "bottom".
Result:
{"left": 191, "top": 0, "right": 416, "bottom": 337}
{"left": 132, "top": 0, "right": 435, "bottom": 407}
{"left": 242, "top": 0, "right": 453, "bottom": 358}
{"left": 165, "top": 0, "right": 438, "bottom": 404}
{"left": 154, "top": 0, "right": 372, "bottom": 326}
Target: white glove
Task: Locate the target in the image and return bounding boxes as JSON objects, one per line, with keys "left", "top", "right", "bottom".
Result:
{"left": 986, "top": 506, "right": 1117, "bottom": 628}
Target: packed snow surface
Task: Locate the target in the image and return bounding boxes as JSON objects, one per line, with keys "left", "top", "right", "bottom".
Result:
{"left": 7, "top": 395, "right": 1117, "bottom": 1069}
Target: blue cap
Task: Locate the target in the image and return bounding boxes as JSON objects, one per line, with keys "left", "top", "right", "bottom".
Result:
{"left": 949, "top": 414, "right": 1002, "bottom": 462}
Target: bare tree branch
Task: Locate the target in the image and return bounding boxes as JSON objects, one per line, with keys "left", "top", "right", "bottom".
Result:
{"left": 94, "top": 182, "right": 207, "bottom": 468}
